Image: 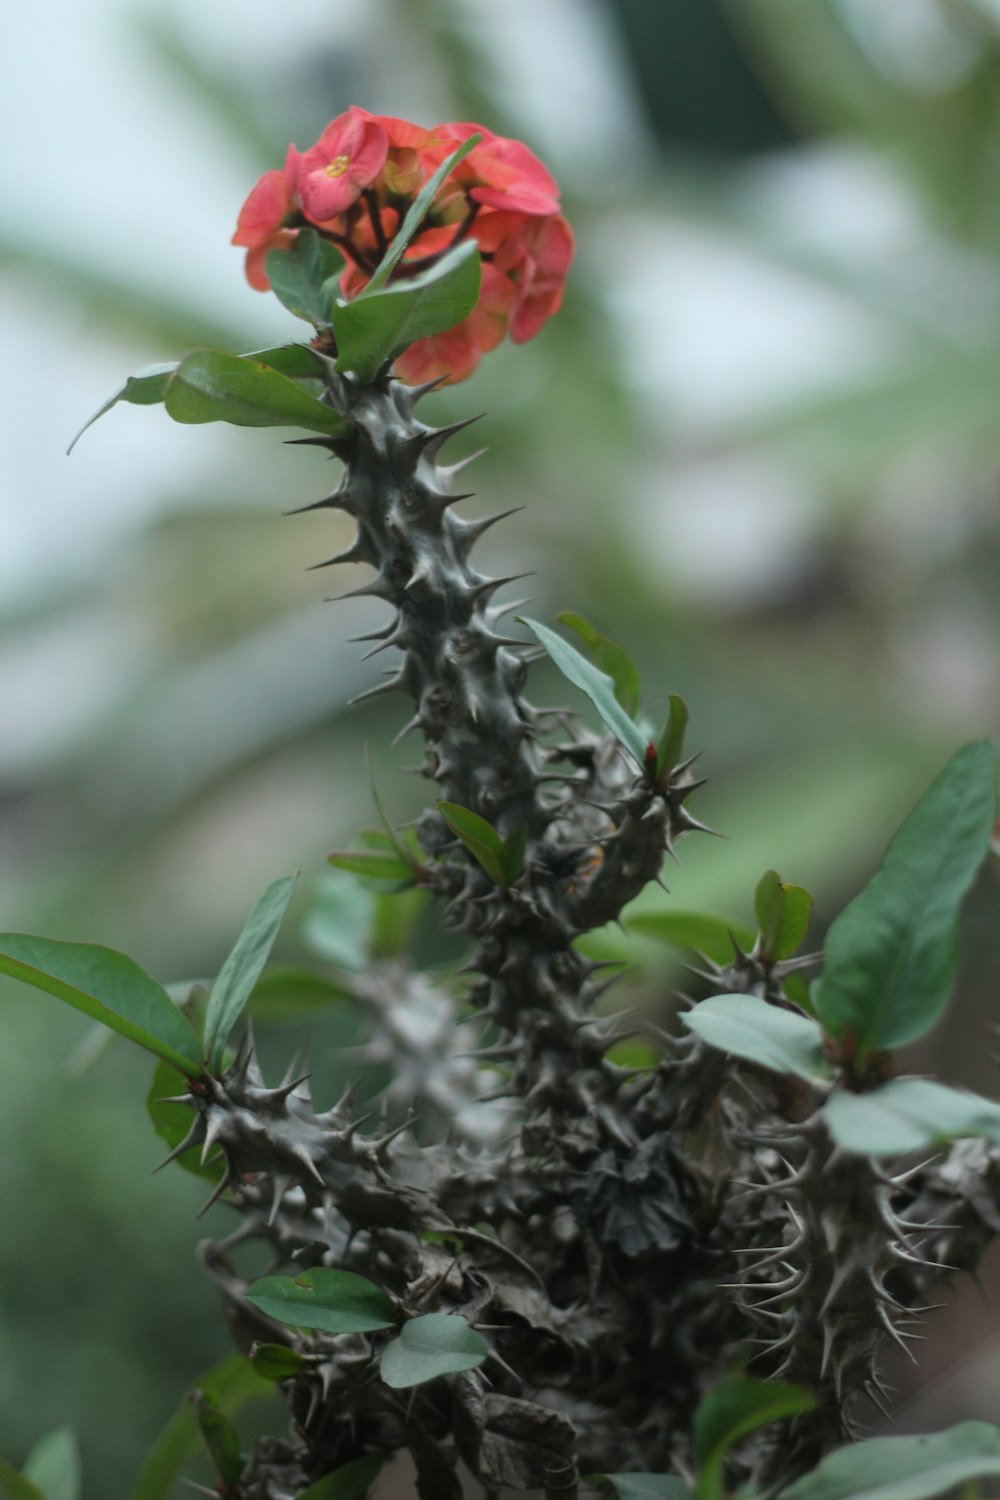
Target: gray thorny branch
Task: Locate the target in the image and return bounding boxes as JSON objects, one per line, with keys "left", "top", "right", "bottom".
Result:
{"left": 168, "top": 367, "right": 1000, "bottom": 1499}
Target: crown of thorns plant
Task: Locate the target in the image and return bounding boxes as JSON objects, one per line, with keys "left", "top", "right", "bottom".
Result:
{"left": 8, "top": 109, "right": 1000, "bottom": 1500}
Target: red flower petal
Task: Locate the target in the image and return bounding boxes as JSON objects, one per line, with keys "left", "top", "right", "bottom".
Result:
{"left": 298, "top": 108, "right": 389, "bottom": 222}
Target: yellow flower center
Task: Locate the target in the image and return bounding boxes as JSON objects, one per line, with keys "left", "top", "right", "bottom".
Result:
{"left": 325, "top": 155, "right": 351, "bottom": 179}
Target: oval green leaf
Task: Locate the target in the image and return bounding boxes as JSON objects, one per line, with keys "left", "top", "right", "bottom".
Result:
{"left": 203, "top": 875, "right": 296, "bottom": 1072}
{"left": 68, "top": 344, "right": 326, "bottom": 452}
{"left": 165, "top": 350, "right": 349, "bottom": 436}
{"left": 248, "top": 1343, "right": 306, "bottom": 1381}
{"left": 436, "top": 801, "right": 510, "bottom": 888}
{"left": 813, "top": 741, "right": 997, "bottom": 1059}
{"left": 682, "top": 994, "right": 831, "bottom": 1084}
{"left": 22, "top": 1430, "right": 80, "bottom": 1500}
{"left": 823, "top": 1078, "right": 1000, "bottom": 1157}
{"left": 521, "top": 618, "right": 649, "bottom": 770}
{"left": 754, "top": 870, "right": 813, "bottom": 962}
{"left": 245, "top": 1270, "right": 396, "bottom": 1335}
{"left": 692, "top": 1378, "right": 816, "bottom": 1500}
{"left": 247, "top": 967, "right": 354, "bottom": 1024}
{"left": 327, "top": 849, "right": 418, "bottom": 883}
{"left": 0, "top": 934, "right": 203, "bottom": 1075}
{"left": 334, "top": 241, "right": 481, "bottom": 384}
{"left": 380, "top": 1313, "right": 488, "bottom": 1389}
{"left": 779, "top": 1421, "right": 1000, "bottom": 1500}
{"left": 298, "top": 1456, "right": 386, "bottom": 1500}
{"left": 266, "top": 229, "right": 346, "bottom": 326}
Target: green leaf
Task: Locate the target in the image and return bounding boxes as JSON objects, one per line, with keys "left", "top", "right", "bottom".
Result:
{"left": 328, "top": 848, "right": 418, "bottom": 883}
{"left": 655, "top": 693, "right": 689, "bottom": 779}
{"left": 192, "top": 1391, "right": 243, "bottom": 1488}
{"left": 779, "top": 1421, "right": 1000, "bottom": 1500}
{"left": 334, "top": 241, "right": 481, "bottom": 383}
{"left": 132, "top": 1353, "right": 272, "bottom": 1500}
{"left": 588, "top": 1477, "right": 690, "bottom": 1500}
{"left": 248, "top": 1343, "right": 306, "bottom": 1381}
{"left": 556, "top": 612, "right": 641, "bottom": 717}
{"left": 245, "top": 1270, "right": 396, "bottom": 1335}
{"left": 379, "top": 1313, "right": 488, "bottom": 1389}
{"left": 521, "top": 618, "right": 650, "bottom": 770}
{"left": 298, "top": 1456, "right": 386, "bottom": 1500}
{"left": 147, "top": 1059, "right": 222, "bottom": 1181}
{"left": 301, "top": 874, "right": 374, "bottom": 971}
{"left": 823, "top": 1079, "right": 1000, "bottom": 1157}
{"left": 247, "top": 967, "right": 354, "bottom": 1024}
{"left": 363, "top": 135, "right": 482, "bottom": 294}
{"left": 682, "top": 994, "right": 831, "bottom": 1084}
{"left": 627, "top": 910, "right": 756, "bottom": 964}
{"left": 436, "top": 801, "right": 510, "bottom": 888}
{"left": 165, "top": 350, "right": 349, "bottom": 436}
{"left": 0, "top": 934, "right": 203, "bottom": 1075}
{"left": 813, "top": 742, "right": 997, "bottom": 1060}
{"left": 22, "top": 1430, "right": 80, "bottom": 1500}
{"left": 266, "top": 229, "right": 346, "bottom": 326}
{"left": 0, "top": 1464, "right": 46, "bottom": 1500}
{"left": 692, "top": 1378, "right": 816, "bottom": 1500}
{"left": 203, "top": 875, "right": 296, "bottom": 1072}
{"left": 754, "top": 871, "right": 813, "bottom": 962}
{"left": 68, "top": 344, "right": 325, "bottom": 452}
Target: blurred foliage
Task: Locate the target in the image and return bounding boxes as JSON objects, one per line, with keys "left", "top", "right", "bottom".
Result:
{"left": 4, "top": 0, "right": 1000, "bottom": 1494}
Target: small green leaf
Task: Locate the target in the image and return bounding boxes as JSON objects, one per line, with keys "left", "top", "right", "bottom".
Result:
{"left": 245, "top": 1270, "right": 396, "bottom": 1335}
{"left": 147, "top": 1060, "right": 222, "bottom": 1181}
{"left": 823, "top": 1079, "right": 1000, "bottom": 1157}
{"left": 754, "top": 870, "right": 813, "bottom": 962}
{"left": 363, "top": 135, "right": 482, "bottom": 294}
{"left": 556, "top": 612, "right": 641, "bottom": 717}
{"left": 779, "top": 1421, "right": 1000, "bottom": 1500}
{"left": 204, "top": 875, "right": 296, "bottom": 1072}
{"left": 297, "top": 1456, "right": 386, "bottom": 1500}
{"left": 436, "top": 801, "right": 510, "bottom": 888}
{"left": 301, "top": 874, "right": 374, "bottom": 970}
{"left": 693, "top": 1378, "right": 816, "bottom": 1500}
{"left": 334, "top": 241, "right": 481, "bottom": 383}
{"left": 682, "top": 994, "right": 831, "bottom": 1084}
{"left": 655, "top": 693, "right": 689, "bottom": 779}
{"left": 0, "top": 934, "right": 202, "bottom": 1075}
{"left": 521, "top": 618, "right": 649, "bottom": 770}
{"left": 328, "top": 848, "right": 418, "bottom": 882}
{"left": 165, "top": 350, "right": 349, "bottom": 436}
{"left": 813, "top": 741, "right": 997, "bottom": 1061}
{"left": 192, "top": 1392, "right": 243, "bottom": 1488}
{"left": 247, "top": 967, "right": 354, "bottom": 1024}
{"left": 22, "top": 1430, "right": 80, "bottom": 1500}
{"left": 588, "top": 1477, "right": 690, "bottom": 1500}
{"left": 266, "top": 229, "right": 346, "bottom": 326}
{"left": 248, "top": 1343, "right": 306, "bottom": 1381}
{"left": 132, "top": 1353, "right": 272, "bottom": 1500}
{"left": 627, "top": 910, "right": 756, "bottom": 965}
{"left": 0, "top": 1464, "right": 46, "bottom": 1500}
{"left": 379, "top": 1313, "right": 488, "bottom": 1389}
{"left": 68, "top": 344, "right": 325, "bottom": 452}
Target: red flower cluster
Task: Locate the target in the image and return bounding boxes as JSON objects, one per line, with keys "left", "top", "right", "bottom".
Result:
{"left": 232, "top": 107, "right": 573, "bottom": 385}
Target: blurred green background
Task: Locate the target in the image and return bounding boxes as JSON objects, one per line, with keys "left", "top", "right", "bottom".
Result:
{"left": 4, "top": 0, "right": 1000, "bottom": 1493}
